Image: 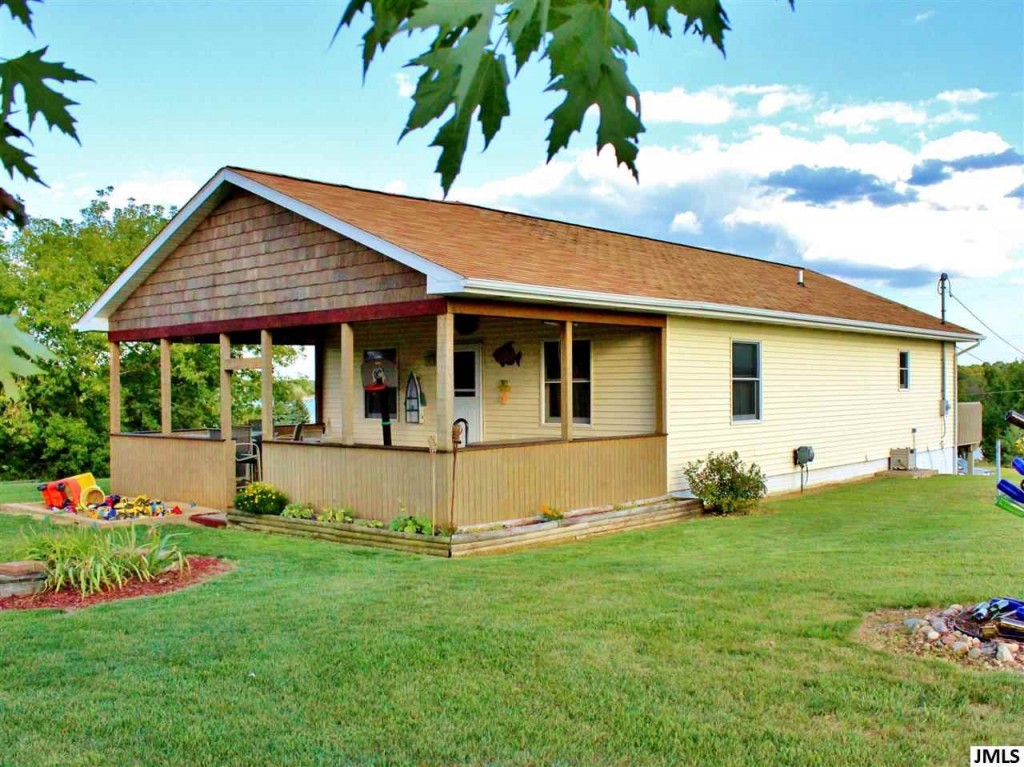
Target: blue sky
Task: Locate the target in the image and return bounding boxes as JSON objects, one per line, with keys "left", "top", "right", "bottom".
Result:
{"left": 11, "top": 0, "right": 1024, "bottom": 364}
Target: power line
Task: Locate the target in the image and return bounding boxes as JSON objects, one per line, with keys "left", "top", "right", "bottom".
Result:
{"left": 958, "top": 388, "right": 1024, "bottom": 398}
{"left": 946, "top": 284, "right": 1024, "bottom": 358}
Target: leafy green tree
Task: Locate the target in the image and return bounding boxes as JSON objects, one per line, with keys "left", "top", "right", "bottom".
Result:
{"left": 0, "top": 190, "right": 314, "bottom": 480}
{"left": 338, "top": 0, "right": 792, "bottom": 193}
{"left": 958, "top": 360, "right": 1024, "bottom": 463}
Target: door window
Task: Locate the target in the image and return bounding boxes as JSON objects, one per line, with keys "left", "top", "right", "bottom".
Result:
{"left": 454, "top": 350, "right": 477, "bottom": 397}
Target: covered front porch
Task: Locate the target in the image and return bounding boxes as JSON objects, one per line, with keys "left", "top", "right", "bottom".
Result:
{"left": 109, "top": 301, "right": 669, "bottom": 528}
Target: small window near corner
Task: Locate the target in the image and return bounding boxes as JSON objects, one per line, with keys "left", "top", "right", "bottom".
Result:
{"left": 898, "top": 350, "right": 910, "bottom": 390}
{"left": 732, "top": 341, "right": 761, "bottom": 421}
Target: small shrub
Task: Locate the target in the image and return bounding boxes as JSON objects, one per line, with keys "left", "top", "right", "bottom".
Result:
{"left": 281, "top": 503, "right": 316, "bottom": 520}
{"left": 318, "top": 506, "right": 354, "bottom": 524}
{"left": 355, "top": 519, "right": 385, "bottom": 529}
{"left": 22, "top": 523, "right": 188, "bottom": 597}
{"left": 684, "top": 451, "right": 766, "bottom": 515}
{"left": 233, "top": 482, "right": 288, "bottom": 515}
{"left": 540, "top": 503, "right": 564, "bottom": 521}
{"left": 388, "top": 514, "right": 433, "bottom": 535}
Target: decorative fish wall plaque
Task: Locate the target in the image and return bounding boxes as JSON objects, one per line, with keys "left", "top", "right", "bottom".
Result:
{"left": 492, "top": 341, "right": 521, "bottom": 367}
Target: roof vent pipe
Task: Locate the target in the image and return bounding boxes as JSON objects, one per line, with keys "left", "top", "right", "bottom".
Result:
{"left": 797, "top": 268, "right": 805, "bottom": 287}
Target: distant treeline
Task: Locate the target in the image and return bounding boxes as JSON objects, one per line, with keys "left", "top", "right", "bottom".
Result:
{"left": 958, "top": 360, "right": 1024, "bottom": 462}
{"left": 0, "top": 190, "right": 311, "bottom": 481}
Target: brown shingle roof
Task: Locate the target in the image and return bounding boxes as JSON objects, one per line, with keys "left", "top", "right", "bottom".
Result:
{"left": 231, "top": 167, "right": 975, "bottom": 336}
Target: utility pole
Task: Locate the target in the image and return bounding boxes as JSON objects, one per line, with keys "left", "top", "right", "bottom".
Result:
{"left": 938, "top": 272, "right": 949, "bottom": 324}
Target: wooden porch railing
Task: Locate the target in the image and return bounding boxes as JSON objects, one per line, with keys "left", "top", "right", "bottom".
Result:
{"left": 262, "top": 435, "right": 666, "bottom": 528}
{"left": 109, "top": 433, "right": 667, "bottom": 526}
{"left": 452, "top": 435, "right": 667, "bottom": 527}
{"left": 110, "top": 434, "right": 236, "bottom": 509}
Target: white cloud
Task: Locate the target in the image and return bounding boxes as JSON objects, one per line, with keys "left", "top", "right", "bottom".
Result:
{"left": 919, "top": 130, "right": 1010, "bottom": 160}
{"left": 641, "top": 87, "right": 736, "bottom": 124}
{"left": 914, "top": 10, "right": 934, "bottom": 23}
{"left": 815, "top": 101, "right": 929, "bottom": 133}
{"left": 107, "top": 175, "right": 198, "bottom": 210}
{"left": 936, "top": 88, "right": 994, "bottom": 105}
{"left": 757, "top": 90, "right": 812, "bottom": 116}
{"left": 639, "top": 84, "right": 812, "bottom": 124}
{"left": 454, "top": 128, "right": 1024, "bottom": 280}
{"left": 384, "top": 180, "right": 408, "bottom": 195}
{"left": 395, "top": 73, "right": 415, "bottom": 98}
{"left": 669, "top": 211, "right": 702, "bottom": 234}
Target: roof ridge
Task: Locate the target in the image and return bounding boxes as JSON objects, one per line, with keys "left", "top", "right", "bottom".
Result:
{"left": 226, "top": 165, "right": 816, "bottom": 275}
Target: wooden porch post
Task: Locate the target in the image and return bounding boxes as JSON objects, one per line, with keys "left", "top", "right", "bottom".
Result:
{"left": 219, "top": 333, "right": 232, "bottom": 439}
{"left": 560, "top": 321, "right": 573, "bottom": 442}
{"left": 261, "top": 330, "right": 274, "bottom": 438}
{"left": 655, "top": 323, "right": 667, "bottom": 434}
{"left": 436, "top": 311, "right": 454, "bottom": 451}
{"left": 109, "top": 340, "right": 121, "bottom": 434}
{"left": 339, "top": 322, "right": 355, "bottom": 445}
{"left": 159, "top": 338, "right": 172, "bottom": 434}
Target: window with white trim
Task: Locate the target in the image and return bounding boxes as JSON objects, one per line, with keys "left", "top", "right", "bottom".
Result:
{"left": 732, "top": 341, "right": 761, "bottom": 421}
{"left": 898, "top": 350, "right": 910, "bottom": 390}
{"left": 543, "top": 339, "right": 591, "bottom": 424}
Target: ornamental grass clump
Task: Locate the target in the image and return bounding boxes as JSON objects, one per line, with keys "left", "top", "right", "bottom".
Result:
{"left": 22, "top": 523, "right": 188, "bottom": 597}
{"left": 684, "top": 451, "right": 767, "bottom": 515}
{"left": 233, "top": 482, "right": 288, "bottom": 515}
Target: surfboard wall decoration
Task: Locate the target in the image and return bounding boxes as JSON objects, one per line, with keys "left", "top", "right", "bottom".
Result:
{"left": 405, "top": 372, "right": 423, "bottom": 424}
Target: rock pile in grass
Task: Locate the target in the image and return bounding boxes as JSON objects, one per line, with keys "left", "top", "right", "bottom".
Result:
{"left": 903, "top": 604, "right": 1022, "bottom": 670}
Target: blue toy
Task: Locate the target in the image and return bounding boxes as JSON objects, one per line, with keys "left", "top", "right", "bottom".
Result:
{"left": 994, "top": 410, "right": 1024, "bottom": 518}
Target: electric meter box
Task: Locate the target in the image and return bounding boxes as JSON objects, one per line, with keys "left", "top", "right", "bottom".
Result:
{"left": 793, "top": 446, "right": 815, "bottom": 466}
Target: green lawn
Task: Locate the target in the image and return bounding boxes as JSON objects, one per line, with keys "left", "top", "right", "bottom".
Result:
{"left": 0, "top": 478, "right": 111, "bottom": 505}
{"left": 0, "top": 476, "right": 1021, "bottom": 765}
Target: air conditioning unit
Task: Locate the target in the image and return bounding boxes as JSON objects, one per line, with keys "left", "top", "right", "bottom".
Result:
{"left": 890, "top": 447, "right": 916, "bottom": 471}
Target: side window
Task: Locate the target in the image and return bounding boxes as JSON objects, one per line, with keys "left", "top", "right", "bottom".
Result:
{"left": 898, "top": 350, "right": 910, "bottom": 390}
{"left": 732, "top": 341, "right": 761, "bottom": 421}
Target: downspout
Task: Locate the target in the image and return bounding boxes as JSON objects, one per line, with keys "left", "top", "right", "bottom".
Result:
{"left": 940, "top": 341, "right": 947, "bottom": 472}
{"left": 952, "top": 339, "right": 982, "bottom": 473}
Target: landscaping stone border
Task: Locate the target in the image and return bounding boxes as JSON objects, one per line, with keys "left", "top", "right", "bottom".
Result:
{"left": 227, "top": 496, "right": 701, "bottom": 557}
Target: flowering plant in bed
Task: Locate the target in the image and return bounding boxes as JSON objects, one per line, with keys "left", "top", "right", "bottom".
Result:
{"left": 233, "top": 482, "right": 288, "bottom": 515}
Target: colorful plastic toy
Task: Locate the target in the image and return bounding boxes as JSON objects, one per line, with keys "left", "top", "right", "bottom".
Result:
{"left": 995, "top": 411, "right": 1024, "bottom": 518}
{"left": 37, "top": 472, "right": 98, "bottom": 510}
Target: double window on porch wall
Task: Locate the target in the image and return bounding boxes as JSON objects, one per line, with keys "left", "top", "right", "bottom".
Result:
{"left": 543, "top": 339, "right": 592, "bottom": 425}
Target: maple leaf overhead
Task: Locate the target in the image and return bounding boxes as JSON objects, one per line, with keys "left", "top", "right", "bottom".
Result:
{"left": 0, "top": 0, "right": 90, "bottom": 396}
{"left": 0, "top": 313, "right": 54, "bottom": 400}
{"left": 338, "top": 0, "right": 794, "bottom": 194}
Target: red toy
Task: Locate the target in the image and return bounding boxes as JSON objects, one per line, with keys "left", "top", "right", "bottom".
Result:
{"left": 37, "top": 473, "right": 98, "bottom": 510}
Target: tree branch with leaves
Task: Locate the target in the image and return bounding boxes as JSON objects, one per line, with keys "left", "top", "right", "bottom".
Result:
{"left": 337, "top": 0, "right": 792, "bottom": 194}
{"left": 0, "top": 0, "right": 90, "bottom": 400}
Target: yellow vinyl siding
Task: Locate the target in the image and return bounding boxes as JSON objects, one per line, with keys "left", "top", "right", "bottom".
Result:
{"left": 321, "top": 316, "right": 657, "bottom": 446}
{"left": 322, "top": 317, "right": 437, "bottom": 447}
{"left": 666, "top": 316, "right": 956, "bottom": 490}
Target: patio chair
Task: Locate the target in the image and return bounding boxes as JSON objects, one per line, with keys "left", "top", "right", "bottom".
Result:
{"left": 232, "top": 425, "right": 261, "bottom": 485}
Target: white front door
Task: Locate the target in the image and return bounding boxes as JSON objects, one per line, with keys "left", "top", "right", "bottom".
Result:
{"left": 452, "top": 345, "right": 482, "bottom": 445}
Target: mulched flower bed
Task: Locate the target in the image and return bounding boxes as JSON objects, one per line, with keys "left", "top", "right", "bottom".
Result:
{"left": 859, "top": 604, "right": 1023, "bottom": 674}
{"left": 0, "top": 556, "right": 230, "bottom": 612}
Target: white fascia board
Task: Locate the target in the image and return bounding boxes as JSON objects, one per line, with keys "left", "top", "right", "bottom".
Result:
{"left": 454, "top": 278, "right": 983, "bottom": 343}
{"left": 75, "top": 168, "right": 466, "bottom": 332}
